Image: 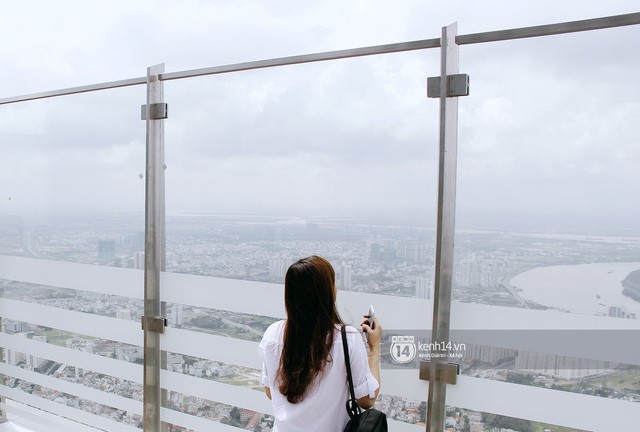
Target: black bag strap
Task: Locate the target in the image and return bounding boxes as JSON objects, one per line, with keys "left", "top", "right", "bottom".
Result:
{"left": 341, "top": 324, "right": 362, "bottom": 419}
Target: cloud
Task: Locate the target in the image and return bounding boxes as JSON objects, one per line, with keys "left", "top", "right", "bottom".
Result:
{"left": 0, "top": 0, "right": 638, "bottom": 226}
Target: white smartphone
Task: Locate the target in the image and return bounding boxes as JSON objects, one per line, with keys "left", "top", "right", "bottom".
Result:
{"left": 367, "top": 305, "right": 376, "bottom": 329}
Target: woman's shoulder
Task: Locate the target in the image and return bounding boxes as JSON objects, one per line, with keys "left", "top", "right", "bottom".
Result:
{"left": 333, "top": 323, "right": 364, "bottom": 341}
{"left": 261, "top": 320, "right": 286, "bottom": 345}
{"left": 342, "top": 324, "right": 360, "bottom": 333}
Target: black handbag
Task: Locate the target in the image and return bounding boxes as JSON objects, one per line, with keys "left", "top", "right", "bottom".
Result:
{"left": 341, "top": 325, "right": 388, "bottom": 432}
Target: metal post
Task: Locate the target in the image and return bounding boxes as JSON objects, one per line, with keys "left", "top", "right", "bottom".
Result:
{"left": 143, "top": 63, "right": 167, "bottom": 432}
{"left": 0, "top": 317, "right": 6, "bottom": 423}
{"left": 427, "top": 23, "right": 460, "bottom": 432}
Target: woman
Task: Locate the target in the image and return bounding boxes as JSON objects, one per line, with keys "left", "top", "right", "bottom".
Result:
{"left": 259, "top": 256, "right": 382, "bottom": 432}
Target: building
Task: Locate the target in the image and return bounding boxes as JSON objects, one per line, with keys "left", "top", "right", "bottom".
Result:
{"left": 170, "top": 304, "right": 184, "bottom": 327}
{"left": 134, "top": 251, "right": 145, "bottom": 270}
{"left": 337, "top": 262, "right": 353, "bottom": 291}
{"left": 5, "top": 333, "right": 28, "bottom": 366}
{"left": 463, "top": 344, "right": 517, "bottom": 364}
{"left": 515, "top": 351, "right": 614, "bottom": 379}
{"left": 608, "top": 305, "right": 637, "bottom": 319}
{"left": 415, "top": 278, "right": 431, "bottom": 299}
{"left": 454, "top": 259, "right": 479, "bottom": 287}
{"left": 98, "top": 239, "right": 116, "bottom": 260}
{"left": 26, "top": 336, "right": 48, "bottom": 370}
{"left": 116, "top": 309, "right": 132, "bottom": 320}
{"left": 4, "top": 320, "right": 28, "bottom": 334}
{"left": 269, "top": 256, "right": 290, "bottom": 279}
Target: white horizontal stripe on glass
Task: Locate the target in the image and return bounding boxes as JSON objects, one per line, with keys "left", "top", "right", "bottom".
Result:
{"left": 448, "top": 375, "right": 640, "bottom": 432}
{"left": 452, "top": 302, "right": 640, "bottom": 330}
{"left": 161, "top": 270, "right": 434, "bottom": 329}
{"left": 0, "top": 255, "right": 143, "bottom": 299}
{"left": 161, "top": 327, "right": 261, "bottom": 369}
{"left": 162, "top": 329, "right": 432, "bottom": 403}
{"left": 0, "top": 298, "right": 142, "bottom": 347}
{"left": 0, "top": 333, "right": 141, "bottom": 383}
{"left": 160, "top": 406, "right": 240, "bottom": 432}
{"left": 161, "top": 270, "right": 285, "bottom": 318}
{"left": 0, "top": 363, "right": 142, "bottom": 416}
{"left": 160, "top": 369, "right": 272, "bottom": 414}
{"left": 385, "top": 419, "right": 425, "bottom": 432}
{"left": 1, "top": 400, "right": 103, "bottom": 432}
{"left": 0, "top": 385, "right": 140, "bottom": 432}
{"left": 380, "top": 370, "right": 428, "bottom": 402}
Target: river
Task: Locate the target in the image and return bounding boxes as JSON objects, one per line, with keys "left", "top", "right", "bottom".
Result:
{"left": 509, "top": 262, "right": 640, "bottom": 316}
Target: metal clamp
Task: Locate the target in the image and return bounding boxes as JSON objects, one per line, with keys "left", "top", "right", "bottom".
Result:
{"left": 419, "top": 360, "right": 459, "bottom": 384}
{"left": 141, "top": 103, "right": 168, "bottom": 120}
{"left": 427, "top": 74, "right": 470, "bottom": 98}
{"left": 141, "top": 316, "right": 167, "bottom": 334}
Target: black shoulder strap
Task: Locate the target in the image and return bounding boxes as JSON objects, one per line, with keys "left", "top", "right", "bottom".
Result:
{"left": 341, "top": 324, "right": 362, "bottom": 418}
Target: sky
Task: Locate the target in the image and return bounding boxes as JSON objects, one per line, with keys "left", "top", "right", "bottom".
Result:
{"left": 0, "top": 0, "right": 639, "bottom": 232}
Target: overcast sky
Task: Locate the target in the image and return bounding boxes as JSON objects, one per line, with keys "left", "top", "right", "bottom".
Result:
{"left": 0, "top": 0, "right": 638, "bottom": 233}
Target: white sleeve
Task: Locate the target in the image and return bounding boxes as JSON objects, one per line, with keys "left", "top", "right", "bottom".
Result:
{"left": 258, "top": 320, "right": 284, "bottom": 389}
{"left": 260, "top": 360, "right": 270, "bottom": 387}
{"left": 347, "top": 330, "right": 379, "bottom": 399}
{"left": 258, "top": 329, "right": 274, "bottom": 388}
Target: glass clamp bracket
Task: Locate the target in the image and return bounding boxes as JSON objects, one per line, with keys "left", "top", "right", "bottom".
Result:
{"left": 426, "top": 74, "right": 470, "bottom": 98}
{"left": 141, "top": 103, "right": 168, "bottom": 120}
{"left": 419, "top": 360, "right": 460, "bottom": 385}
{"left": 141, "top": 316, "right": 167, "bottom": 334}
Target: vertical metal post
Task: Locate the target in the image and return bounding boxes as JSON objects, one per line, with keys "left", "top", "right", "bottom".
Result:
{"left": 427, "top": 23, "right": 459, "bottom": 432}
{"left": 0, "top": 317, "right": 6, "bottom": 423}
{"left": 143, "top": 63, "right": 166, "bottom": 432}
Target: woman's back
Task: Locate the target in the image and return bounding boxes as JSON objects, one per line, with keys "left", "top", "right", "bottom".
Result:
{"left": 259, "top": 320, "right": 378, "bottom": 432}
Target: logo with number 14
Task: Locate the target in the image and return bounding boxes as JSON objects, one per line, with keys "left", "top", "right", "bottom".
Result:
{"left": 390, "top": 335, "right": 416, "bottom": 363}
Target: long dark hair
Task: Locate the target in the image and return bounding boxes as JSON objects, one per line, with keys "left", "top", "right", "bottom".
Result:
{"left": 278, "top": 255, "right": 343, "bottom": 403}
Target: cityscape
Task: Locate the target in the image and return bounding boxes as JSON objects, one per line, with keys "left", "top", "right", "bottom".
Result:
{"left": 1, "top": 212, "right": 639, "bottom": 432}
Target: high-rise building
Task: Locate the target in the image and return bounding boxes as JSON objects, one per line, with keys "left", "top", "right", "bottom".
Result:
{"left": 5, "top": 320, "right": 28, "bottom": 334}
{"left": 27, "top": 335, "right": 47, "bottom": 370}
{"left": 6, "top": 332, "right": 28, "bottom": 366}
{"left": 269, "top": 257, "right": 290, "bottom": 279}
{"left": 369, "top": 243, "right": 382, "bottom": 262}
{"left": 134, "top": 251, "right": 145, "bottom": 270}
{"left": 515, "top": 351, "right": 613, "bottom": 379}
{"left": 607, "top": 305, "right": 637, "bottom": 319}
{"left": 463, "top": 344, "right": 516, "bottom": 364}
{"left": 116, "top": 309, "right": 132, "bottom": 320}
{"left": 170, "top": 304, "right": 184, "bottom": 327}
{"left": 98, "top": 239, "right": 116, "bottom": 260}
{"left": 415, "top": 278, "right": 431, "bottom": 299}
{"left": 132, "top": 231, "right": 145, "bottom": 251}
{"left": 337, "top": 263, "right": 352, "bottom": 291}
{"left": 454, "top": 260, "right": 479, "bottom": 287}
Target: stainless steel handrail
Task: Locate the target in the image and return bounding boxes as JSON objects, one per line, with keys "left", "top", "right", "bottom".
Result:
{"left": 0, "top": 12, "right": 638, "bottom": 106}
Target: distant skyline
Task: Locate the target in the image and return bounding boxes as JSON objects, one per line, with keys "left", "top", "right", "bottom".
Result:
{"left": 1, "top": 1, "right": 638, "bottom": 232}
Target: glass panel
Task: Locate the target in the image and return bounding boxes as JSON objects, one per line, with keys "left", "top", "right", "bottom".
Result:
{"left": 0, "top": 89, "right": 145, "bottom": 266}
{"left": 451, "top": 24, "right": 640, "bottom": 430}
{"left": 162, "top": 50, "right": 440, "bottom": 430}
{"left": 0, "top": 87, "right": 146, "bottom": 430}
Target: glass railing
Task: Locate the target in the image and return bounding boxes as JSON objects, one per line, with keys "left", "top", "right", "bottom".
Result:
{"left": 0, "top": 254, "right": 434, "bottom": 431}
{"left": 448, "top": 23, "right": 640, "bottom": 432}
{"left": 159, "top": 50, "right": 439, "bottom": 431}
{"left": 0, "top": 86, "right": 146, "bottom": 432}
{"left": 3, "top": 255, "right": 638, "bottom": 431}
{"left": 1, "top": 13, "right": 639, "bottom": 432}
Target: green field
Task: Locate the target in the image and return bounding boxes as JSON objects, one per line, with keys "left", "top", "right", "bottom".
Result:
{"left": 38, "top": 327, "right": 95, "bottom": 346}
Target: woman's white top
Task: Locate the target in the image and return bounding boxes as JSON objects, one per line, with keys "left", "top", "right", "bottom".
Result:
{"left": 259, "top": 320, "right": 379, "bottom": 432}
